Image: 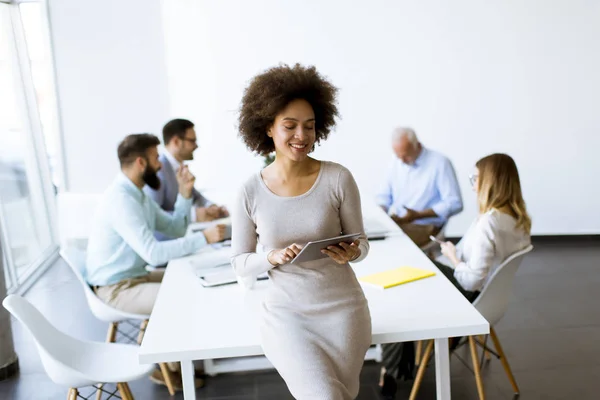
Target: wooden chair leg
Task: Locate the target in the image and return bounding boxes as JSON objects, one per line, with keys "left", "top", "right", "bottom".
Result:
{"left": 95, "top": 384, "right": 103, "bottom": 400}
{"left": 489, "top": 327, "right": 519, "bottom": 394}
{"left": 68, "top": 388, "right": 78, "bottom": 400}
{"left": 137, "top": 319, "right": 149, "bottom": 345}
{"left": 117, "top": 383, "right": 133, "bottom": 400}
{"left": 159, "top": 362, "right": 177, "bottom": 396}
{"left": 106, "top": 322, "right": 118, "bottom": 343}
{"left": 468, "top": 336, "right": 486, "bottom": 399}
{"left": 415, "top": 340, "right": 423, "bottom": 366}
{"left": 409, "top": 340, "right": 434, "bottom": 400}
{"left": 123, "top": 382, "right": 134, "bottom": 400}
{"left": 480, "top": 335, "right": 491, "bottom": 362}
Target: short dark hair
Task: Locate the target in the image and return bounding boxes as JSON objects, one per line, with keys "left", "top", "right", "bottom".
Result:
{"left": 117, "top": 133, "right": 160, "bottom": 167}
{"left": 163, "top": 118, "right": 195, "bottom": 144}
{"left": 238, "top": 63, "right": 339, "bottom": 156}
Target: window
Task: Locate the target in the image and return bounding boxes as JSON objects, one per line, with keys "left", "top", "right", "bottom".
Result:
{"left": 19, "top": 1, "right": 63, "bottom": 190}
{"left": 0, "top": 1, "right": 59, "bottom": 292}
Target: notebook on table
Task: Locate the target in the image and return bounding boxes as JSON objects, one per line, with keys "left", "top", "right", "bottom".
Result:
{"left": 359, "top": 266, "right": 436, "bottom": 290}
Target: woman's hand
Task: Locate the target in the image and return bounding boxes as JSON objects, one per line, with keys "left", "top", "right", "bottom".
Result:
{"left": 321, "top": 240, "right": 361, "bottom": 264}
{"left": 440, "top": 241, "right": 461, "bottom": 267}
{"left": 267, "top": 244, "right": 303, "bottom": 266}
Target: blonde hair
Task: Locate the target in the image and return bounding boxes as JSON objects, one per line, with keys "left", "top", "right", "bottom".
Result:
{"left": 476, "top": 153, "right": 532, "bottom": 234}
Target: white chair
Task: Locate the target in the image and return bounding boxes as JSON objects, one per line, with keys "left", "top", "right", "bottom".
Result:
{"left": 60, "top": 246, "right": 177, "bottom": 396}
{"left": 410, "top": 245, "right": 533, "bottom": 400}
{"left": 2, "top": 294, "right": 154, "bottom": 400}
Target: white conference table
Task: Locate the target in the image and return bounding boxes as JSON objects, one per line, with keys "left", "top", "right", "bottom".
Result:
{"left": 139, "top": 205, "right": 489, "bottom": 399}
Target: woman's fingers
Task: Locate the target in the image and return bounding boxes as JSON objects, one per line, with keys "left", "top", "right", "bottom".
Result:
{"left": 288, "top": 244, "right": 302, "bottom": 256}
{"left": 321, "top": 249, "right": 344, "bottom": 264}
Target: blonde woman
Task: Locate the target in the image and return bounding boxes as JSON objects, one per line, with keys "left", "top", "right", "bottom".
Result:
{"left": 380, "top": 153, "right": 532, "bottom": 399}
{"left": 437, "top": 152, "right": 532, "bottom": 298}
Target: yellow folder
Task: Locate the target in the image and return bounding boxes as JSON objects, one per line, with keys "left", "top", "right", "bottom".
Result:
{"left": 359, "top": 266, "right": 436, "bottom": 289}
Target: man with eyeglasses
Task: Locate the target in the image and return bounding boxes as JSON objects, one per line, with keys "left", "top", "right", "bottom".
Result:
{"left": 376, "top": 127, "right": 463, "bottom": 247}
{"left": 145, "top": 119, "right": 229, "bottom": 241}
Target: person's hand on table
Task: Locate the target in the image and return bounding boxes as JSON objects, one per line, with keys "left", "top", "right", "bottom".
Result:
{"left": 321, "top": 240, "right": 361, "bottom": 264}
{"left": 268, "top": 244, "right": 303, "bottom": 266}
{"left": 196, "top": 205, "right": 222, "bottom": 222}
{"left": 202, "top": 224, "right": 226, "bottom": 244}
{"left": 217, "top": 206, "right": 230, "bottom": 218}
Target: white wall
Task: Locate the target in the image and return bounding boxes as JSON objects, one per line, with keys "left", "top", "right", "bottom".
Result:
{"left": 48, "top": 0, "right": 170, "bottom": 193}
{"left": 163, "top": 0, "right": 600, "bottom": 236}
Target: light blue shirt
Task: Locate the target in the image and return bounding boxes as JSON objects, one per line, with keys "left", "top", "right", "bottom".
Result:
{"left": 86, "top": 173, "right": 207, "bottom": 286}
{"left": 376, "top": 147, "right": 463, "bottom": 227}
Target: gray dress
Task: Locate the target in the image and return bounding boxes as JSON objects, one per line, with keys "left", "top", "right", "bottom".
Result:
{"left": 231, "top": 161, "right": 372, "bottom": 399}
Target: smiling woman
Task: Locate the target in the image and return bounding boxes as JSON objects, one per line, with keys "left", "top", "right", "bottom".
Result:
{"left": 231, "top": 64, "right": 372, "bottom": 399}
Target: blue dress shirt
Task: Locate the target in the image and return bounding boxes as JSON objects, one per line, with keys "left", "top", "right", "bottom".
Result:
{"left": 376, "top": 147, "right": 463, "bottom": 227}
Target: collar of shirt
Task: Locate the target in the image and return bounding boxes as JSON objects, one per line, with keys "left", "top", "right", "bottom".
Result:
{"left": 163, "top": 150, "right": 182, "bottom": 171}
{"left": 115, "top": 172, "right": 145, "bottom": 203}
{"left": 411, "top": 146, "right": 429, "bottom": 168}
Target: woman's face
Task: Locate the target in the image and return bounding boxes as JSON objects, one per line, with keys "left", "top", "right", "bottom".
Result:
{"left": 268, "top": 99, "right": 316, "bottom": 162}
{"left": 470, "top": 167, "right": 480, "bottom": 193}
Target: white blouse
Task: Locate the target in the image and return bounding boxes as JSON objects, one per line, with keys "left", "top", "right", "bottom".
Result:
{"left": 453, "top": 209, "right": 531, "bottom": 292}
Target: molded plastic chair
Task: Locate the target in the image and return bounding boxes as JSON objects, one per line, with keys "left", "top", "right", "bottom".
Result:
{"left": 410, "top": 245, "right": 533, "bottom": 400}
{"left": 3, "top": 294, "right": 154, "bottom": 399}
{"left": 60, "top": 246, "right": 177, "bottom": 395}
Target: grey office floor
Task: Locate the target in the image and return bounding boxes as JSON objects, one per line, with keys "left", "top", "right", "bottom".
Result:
{"left": 1, "top": 238, "right": 599, "bottom": 399}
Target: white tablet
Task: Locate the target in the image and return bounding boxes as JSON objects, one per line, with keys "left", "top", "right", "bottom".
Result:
{"left": 290, "top": 233, "right": 362, "bottom": 264}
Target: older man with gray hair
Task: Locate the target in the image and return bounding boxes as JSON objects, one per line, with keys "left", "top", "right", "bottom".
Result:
{"left": 376, "top": 127, "right": 463, "bottom": 247}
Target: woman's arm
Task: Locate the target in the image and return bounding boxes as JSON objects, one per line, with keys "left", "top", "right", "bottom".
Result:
{"left": 337, "top": 167, "right": 369, "bottom": 263}
{"left": 230, "top": 187, "right": 274, "bottom": 278}
{"left": 452, "top": 217, "right": 496, "bottom": 291}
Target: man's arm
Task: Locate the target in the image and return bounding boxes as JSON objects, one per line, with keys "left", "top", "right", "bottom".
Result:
{"left": 153, "top": 193, "right": 200, "bottom": 239}
{"left": 430, "top": 159, "right": 464, "bottom": 220}
{"left": 193, "top": 188, "right": 230, "bottom": 221}
{"left": 111, "top": 193, "right": 206, "bottom": 266}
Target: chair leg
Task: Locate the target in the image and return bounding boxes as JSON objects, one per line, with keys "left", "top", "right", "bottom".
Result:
{"left": 415, "top": 340, "right": 423, "bottom": 366}
{"left": 100, "top": 322, "right": 118, "bottom": 400}
{"left": 489, "top": 327, "right": 520, "bottom": 394}
{"left": 117, "top": 383, "right": 133, "bottom": 400}
{"left": 159, "top": 362, "right": 177, "bottom": 396}
{"left": 409, "top": 340, "right": 434, "bottom": 400}
{"left": 106, "top": 322, "right": 118, "bottom": 343}
{"left": 480, "top": 335, "right": 491, "bottom": 362}
{"left": 137, "top": 319, "right": 149, "bottom": 345}
{"left": 95, "top": 384, "right": 103, "bottom": 400}
{"left": 468, "top": 336, "right": 486, "bottom": 399}
{"left": 96, "top": 383, "right": 104, "bottom": 400}
{"left": 68, "top": 388, "right": 78, "bottom": 400}
{"left": 123, "top": 382, "right": 134, "bottom": 400}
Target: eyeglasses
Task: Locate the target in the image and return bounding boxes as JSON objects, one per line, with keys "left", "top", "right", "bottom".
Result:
{"left": 181, "top": 137, "right": 197, "bottom": 145}
{"left": 469, "top": 174, "right": 479, "bottom": 187}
